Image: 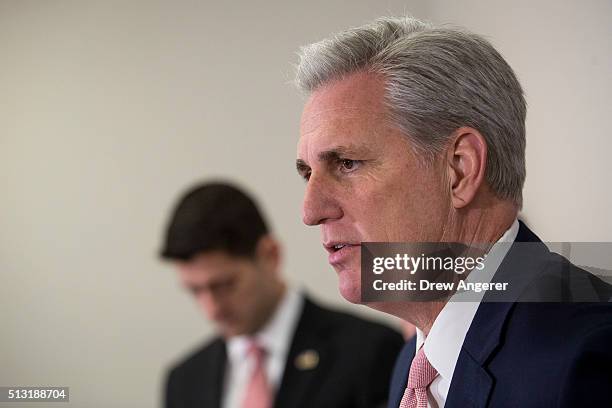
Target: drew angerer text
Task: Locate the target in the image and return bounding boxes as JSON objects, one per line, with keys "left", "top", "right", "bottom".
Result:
{"left": 372, "top": 279, "right": 508, "bottom": 293}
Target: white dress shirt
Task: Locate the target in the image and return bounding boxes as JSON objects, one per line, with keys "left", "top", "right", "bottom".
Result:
{"left": 222, "top": 288, "right": 303, "bottom": 408}
{"left": 415, "top": 219, "right": 519, "bottom": 408}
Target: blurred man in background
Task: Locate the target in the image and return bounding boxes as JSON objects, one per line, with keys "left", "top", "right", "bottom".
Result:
{"left": 160, "top": 181, "right": 404, "bottom": 408}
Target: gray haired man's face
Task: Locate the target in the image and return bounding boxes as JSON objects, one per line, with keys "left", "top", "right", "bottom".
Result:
{"left": 296, "top": 71, "right": 450, "bottom": 304}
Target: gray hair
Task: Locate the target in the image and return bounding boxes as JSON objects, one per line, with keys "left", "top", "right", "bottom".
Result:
{"left": 295, "top": 16, "right": 526, "bottom": 206}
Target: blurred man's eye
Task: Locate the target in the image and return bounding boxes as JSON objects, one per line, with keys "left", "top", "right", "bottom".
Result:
{"left": 210, "top": 279, "right": 235, "bottom": 295}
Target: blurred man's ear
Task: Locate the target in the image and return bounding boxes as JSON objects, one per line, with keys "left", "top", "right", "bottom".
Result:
{"left": 445, "top": 127, "right": 488, "bottom": 209}
{"left": 255, "top": 235, "right": 282, "bottom": 273}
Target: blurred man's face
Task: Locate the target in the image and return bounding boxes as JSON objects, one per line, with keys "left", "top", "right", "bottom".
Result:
{"left": 175, "top": 250, "right": 276, "bottom": 338}
{"left": 297, "top": 72, "right": 449, "bottom": 303}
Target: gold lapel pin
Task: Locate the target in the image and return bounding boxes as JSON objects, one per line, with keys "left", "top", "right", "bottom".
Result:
{"left": 295, "top": 349, "right": 319, "bottom": 370}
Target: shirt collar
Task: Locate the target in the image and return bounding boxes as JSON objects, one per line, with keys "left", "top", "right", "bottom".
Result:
{"left": 416, "top": 219, "right": 519, "bottom": 381}
{"left": 227, "top": 288, "right": 303, "bottom": 363}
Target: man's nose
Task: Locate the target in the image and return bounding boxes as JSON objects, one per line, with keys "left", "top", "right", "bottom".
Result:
{"left": 199, "top": 293, "right": 224, "bottom": 320}
{"left": 302, "top": 175, "right": 343, "bottom": 226}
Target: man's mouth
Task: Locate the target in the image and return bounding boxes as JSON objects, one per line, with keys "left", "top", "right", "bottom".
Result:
{"left": 332, "top": 244, "right": 347, "bottom": 251}
{"left": 324, "top": 242, "right": 359, "bottom": 253}
{"left": 324, "top": 242, "right": 361, "bottom": 265}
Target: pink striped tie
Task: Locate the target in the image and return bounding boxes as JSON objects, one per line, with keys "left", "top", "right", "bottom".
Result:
{"left": 399, "top": 347, "right": 438, "bottom": 408}
{"left": 242, "top": 341, "right": 272, "bottom": 408}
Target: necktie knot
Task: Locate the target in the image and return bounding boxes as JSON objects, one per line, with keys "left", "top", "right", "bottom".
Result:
{"left": 406, "top": 347, "right": 438, "bottom": 389}
{"left": 399, "top": 347, "right": 439, "bottom": 408}
{"left": 247, "top": 341, "right": 266, "bottom": 360}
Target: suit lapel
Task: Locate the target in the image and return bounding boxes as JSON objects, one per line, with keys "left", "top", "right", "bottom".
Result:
{"left": 274, "top": 297, "right": 329, "bottom": 408}
{"left": 388, "top": 337, "right": 416, "bottom": 408}
{"left": 445, "top": 302, "right": 512, "bottom": 408}
{"left": 195, "top": 339, "right": 225, "bottom": 408}
{"left": 445, "top": 221, "right": 544, "bottom": 407}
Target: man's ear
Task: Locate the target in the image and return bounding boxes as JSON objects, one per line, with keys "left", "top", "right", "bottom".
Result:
{"left": 445, "top": 127, "right": 487, "bottom": 209}
{"left": 255, "top": 235, "right": 282, "bottom": 273}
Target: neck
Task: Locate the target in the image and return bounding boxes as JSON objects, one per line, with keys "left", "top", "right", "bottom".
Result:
{"left": 252, "top": 281, "right": 287, "bottom": 334}
{"left": 368, "top": 197, "right": 518, "bottom": 335}
{"left": 441, "top": 194, "right": 518, "bottom": 246}
{"left": 368, "top": 301, "right": 445, "bottom": 336}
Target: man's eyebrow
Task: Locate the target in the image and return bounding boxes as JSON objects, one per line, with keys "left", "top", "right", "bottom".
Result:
{"left": 296, "top": 145, "right": 373, "bottom": 176}
{"left": 318, "top": 145, "right": 371, "bottom": 162}
{"left": 296, "top": 159, "right": 310, "bottom": 176}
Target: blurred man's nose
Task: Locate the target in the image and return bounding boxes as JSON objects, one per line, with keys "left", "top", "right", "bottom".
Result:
{"left": 302, "top": 175, "right": 343, "bottom": 226}
{"left": 199, "top": 293, "right": 224, "bottom": 321}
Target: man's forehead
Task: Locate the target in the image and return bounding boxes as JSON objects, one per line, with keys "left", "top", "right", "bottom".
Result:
{"left": 301, "top": 72, "right": 387, "bottom": 120}
{"left": 300, "top": 106, "right": 378, "bottom": 134}
{"left": 298, "top": 72, "right": 390, "bottom": 153}
{"left": 298, "top": 112, "right": 389, "bottom": 162}
{"left": 179, "top": 252, "right": 241, "bottom": 273}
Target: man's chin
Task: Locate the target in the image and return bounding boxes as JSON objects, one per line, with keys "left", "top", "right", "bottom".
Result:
{"left": 217, "top": 323, "right": 243, "bottom": 339}
{"left": 338, "top": 276, "right": 362, "bottom": 304}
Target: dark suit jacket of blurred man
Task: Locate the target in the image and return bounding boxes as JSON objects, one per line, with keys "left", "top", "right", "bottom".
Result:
{"left": 388, "top": 222, "right": 612, "bottom": 408}
{"left": 166, "top": 293, "right": 405, "bottom": 408}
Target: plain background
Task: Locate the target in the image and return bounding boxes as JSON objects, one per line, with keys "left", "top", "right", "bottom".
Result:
{"left": 1, "top": 0, "right": 610, "bottom": 407}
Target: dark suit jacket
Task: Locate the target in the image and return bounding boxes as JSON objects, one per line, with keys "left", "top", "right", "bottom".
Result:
{"left": 389, "top": 222, "right": 612, "bottom": 407}
{"left": 165, "top": 295, "right": 405, "bottom": 408}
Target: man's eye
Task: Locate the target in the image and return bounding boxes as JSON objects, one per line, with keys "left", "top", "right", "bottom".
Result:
{"left": 339, "top": 159, "right": 361, "bottom": 172}
{"left": 211, "top": 280, "right": 235, "bottom": 294}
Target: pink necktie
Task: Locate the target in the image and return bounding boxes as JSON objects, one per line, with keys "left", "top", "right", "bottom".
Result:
{"left": 399, "top": 347, "right": 439, "bottom": 408}
{"left": 242, "top": 341, "right": 272, "bottom": 408}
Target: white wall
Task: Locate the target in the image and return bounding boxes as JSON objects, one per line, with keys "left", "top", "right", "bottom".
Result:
{"left": 1, "top": 1, "right": 610, "bottom": 407}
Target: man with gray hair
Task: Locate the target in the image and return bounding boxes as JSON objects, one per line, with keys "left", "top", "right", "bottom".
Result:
{"left": 294, "top": 16, "right": 612, "bottom": 407}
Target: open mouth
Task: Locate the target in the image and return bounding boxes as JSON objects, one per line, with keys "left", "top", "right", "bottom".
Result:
{"left": 325, "top": 242, "right": 360, "bottom": 265}
{"left": 325, "top": 242, "right": 359, "bottom": 253}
